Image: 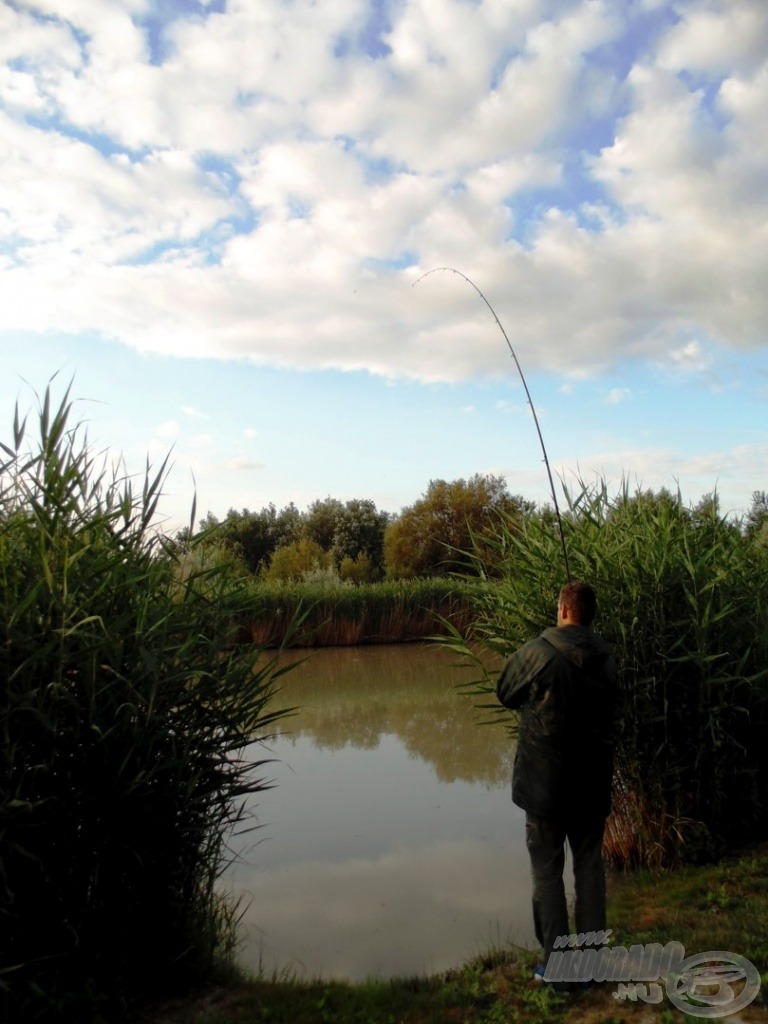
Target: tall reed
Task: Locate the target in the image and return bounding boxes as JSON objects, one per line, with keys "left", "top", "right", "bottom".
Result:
{"left": 0, "top": 386, "right": 294, "bottom": 1022}
{"left": 245, "top": 578, "right": 480, "bottom": 647}
{"left": 443, "top": 479, "right": 768, "bottom": 868}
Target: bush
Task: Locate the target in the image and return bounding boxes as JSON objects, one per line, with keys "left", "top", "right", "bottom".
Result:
{"left": 263, "top": 538, "right": 331, "bottom": 581}
{"left": 0, "top": 386, "right": 292, "bottom": 1022}
{"left": 444, "top": 479, "right": 768, "bottom": 868}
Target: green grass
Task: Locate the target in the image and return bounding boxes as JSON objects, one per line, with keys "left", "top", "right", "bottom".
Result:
{"left": 608, "top": 845, "right": 768, "bottom": 976}
{"left": 139, "top": 845, "right": 768, "bottom": 1024}
{"left": 138, "top": 948, "right": 564, "bottom": 1024}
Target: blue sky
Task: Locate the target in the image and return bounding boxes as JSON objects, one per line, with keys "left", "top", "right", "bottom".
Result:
{"left": 2, "top": 0, "right": 767, "bottom": 530}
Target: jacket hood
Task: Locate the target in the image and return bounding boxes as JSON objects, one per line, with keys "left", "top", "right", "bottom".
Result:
{"left": 540, "top": 625, "right": 613, "bottom": 670}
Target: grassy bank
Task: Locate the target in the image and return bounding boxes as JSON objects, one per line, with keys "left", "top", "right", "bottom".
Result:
{"left": 244, "top": 579, "right": 482, "bottom": 646}
{"left": 140, "top": 844, "right": 768, "bottom": 1024}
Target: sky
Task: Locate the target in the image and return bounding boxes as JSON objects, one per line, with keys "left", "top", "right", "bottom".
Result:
{"left": 2, "top": 0, "right": 767, "bottom": 532}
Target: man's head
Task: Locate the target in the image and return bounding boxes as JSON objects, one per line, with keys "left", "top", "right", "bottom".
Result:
{"left": 557, "top": 580, "right": 597, "bottom": 628}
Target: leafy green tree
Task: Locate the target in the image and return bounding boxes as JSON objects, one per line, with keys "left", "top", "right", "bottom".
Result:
{"left": 333, "top": 499, "right": 390, "bottom": 579}
{"left": 303, "top": 497, "right": 344, "bottom": 550}
{"left": 745, "top": 490, "right": 768, "bottom": 547}
{"left": 200, "top": 503, "right": 302, "bottom": 575}
{"left": 263, "top": 538, "right": 331, "bottom": 581}
{"left": 384, "top": 474, "right": 532, "bottom": 579}
{"left": 605, "top": 485, "right": 689, "bottom": 528}
{"left": 339, "top": 550, "right": 374, "bottom": 584}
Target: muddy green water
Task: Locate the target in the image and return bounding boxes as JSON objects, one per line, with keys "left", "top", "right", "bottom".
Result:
{"left": 224, "top": 644, "right": 537, "bottom": 981}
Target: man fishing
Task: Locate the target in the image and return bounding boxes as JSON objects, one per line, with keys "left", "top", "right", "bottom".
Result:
{"left": 496, "top": 580, "right": 617, "bottom": 989}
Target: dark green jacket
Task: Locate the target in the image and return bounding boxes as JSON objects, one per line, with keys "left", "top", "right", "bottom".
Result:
{"left": 497, "top": 625, "right": 617, "bottom": 819}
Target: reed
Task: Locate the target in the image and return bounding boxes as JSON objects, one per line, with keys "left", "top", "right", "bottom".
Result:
{"left": 244, "top": 578, "right": 481, "bottom": 647}
{"left": 0, "top": 386, "right": 294, "bottom": 1022}
{"left": 443, "top": 479, "right": 768, "bottom": 868}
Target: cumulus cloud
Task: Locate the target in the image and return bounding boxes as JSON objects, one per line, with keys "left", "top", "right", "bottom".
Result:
{"left": 555, "top": 439, "right": 768, "bottom": 519}
{"left": 0, "top": 0, "right": 767, "bottom": 383}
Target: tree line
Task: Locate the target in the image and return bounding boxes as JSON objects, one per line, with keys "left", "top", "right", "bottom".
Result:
{"left": 186, "top": 479, "right": 768, "bottom": 585}
{"left": 188, "top": 474, "right": 533, "bottom": 583}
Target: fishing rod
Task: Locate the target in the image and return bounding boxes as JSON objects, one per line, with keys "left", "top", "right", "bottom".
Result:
{"left": 413, "top": 266, "right": 571, "bottom": 582}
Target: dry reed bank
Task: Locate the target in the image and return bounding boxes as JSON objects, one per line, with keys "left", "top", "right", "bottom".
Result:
{"left": 242, "top": 578, "right": 482, "bottom": 646}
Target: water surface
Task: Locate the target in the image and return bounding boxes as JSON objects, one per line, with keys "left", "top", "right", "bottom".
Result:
{"left": 225, "top": 644, "right": 536, "bottom": 981}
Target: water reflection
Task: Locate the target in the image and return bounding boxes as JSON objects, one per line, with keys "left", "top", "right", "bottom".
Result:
{"left": 269, "top": 644, "right": 512, "bottom": 786}
{"left": 225, "top": 644, "right": 535, "bottom": 981}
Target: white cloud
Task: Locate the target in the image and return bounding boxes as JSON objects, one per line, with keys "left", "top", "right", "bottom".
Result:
{"left": 555, "top": 439, "right": 768, "bottom": 520}
{"left": 604, "top": 387, "right": 630, "bottom": 404}
{"left": 667, "top": 340, "right": 711, "bottom": 371}
{"left": 154, "top": 419, "right": 179, "bottom": 439}
{"left": 657, "top": 0, "right": 768, "bottom": 77}
{"left": 0, "top": 0, "right": 767, "bottom": 386}
{"left": 0, "top": 113, "right": 237, "bottom": 269}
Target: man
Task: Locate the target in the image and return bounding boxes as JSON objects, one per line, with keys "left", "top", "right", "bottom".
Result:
{"left": 496, "top": 580, "right": 617, "bottom": 984}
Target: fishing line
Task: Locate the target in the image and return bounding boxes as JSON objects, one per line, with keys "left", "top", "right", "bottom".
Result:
{"left": 413, "top": 266, "right": 571, "bottom": 582}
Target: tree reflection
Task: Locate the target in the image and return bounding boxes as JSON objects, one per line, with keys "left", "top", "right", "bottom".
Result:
{"left": 268, "top": 646, "right": 513, "bottom": 787}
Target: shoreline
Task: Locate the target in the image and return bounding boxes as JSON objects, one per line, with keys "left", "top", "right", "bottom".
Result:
{"left": 139, "top": 842, "right": 768, "bottom": 1024}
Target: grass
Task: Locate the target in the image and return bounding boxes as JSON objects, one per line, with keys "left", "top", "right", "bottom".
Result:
{"left": 139, "top": 844, "right": 768, "bottom": 1024}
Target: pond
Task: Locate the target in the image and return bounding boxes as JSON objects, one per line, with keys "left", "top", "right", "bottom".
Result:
{"left": 223, "top": 644, "right": 536, "bottom": 982}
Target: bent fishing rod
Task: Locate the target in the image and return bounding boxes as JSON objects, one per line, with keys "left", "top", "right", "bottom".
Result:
{"left": 413, "top": 266, "right": 571, "bottom": 582}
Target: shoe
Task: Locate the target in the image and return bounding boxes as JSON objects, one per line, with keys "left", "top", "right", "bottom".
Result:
{"left": 533, "top": 964, "right": 572, "bottom": 994}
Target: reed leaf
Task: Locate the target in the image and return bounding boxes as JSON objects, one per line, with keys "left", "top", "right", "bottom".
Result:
{"left": 1, "top": 385, "right": 295, "bottom": 1022}
{"left": 441, "top": 477, "right": 768, "bottom": 869}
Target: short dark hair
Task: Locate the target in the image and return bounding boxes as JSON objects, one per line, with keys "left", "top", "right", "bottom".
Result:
{"left": 559, "top": 580, "right": 597, "bottom": 627}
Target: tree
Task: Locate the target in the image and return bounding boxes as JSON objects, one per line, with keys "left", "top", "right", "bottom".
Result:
{"left": 200, "top": 504, "right": 302, "bottom": 575}
{"left": 262, "top": 538, "right": 331, "bottom": 581}
{"left": 339, "top": 550, "right": 374, "bottom": 584}
{"left": 383, "top": 474, "right": 532, "bottom": 579}
{"left": 745, "top": 490, "right": 768, "bottom": 547}
{"left": 302, "top": 497, "right": 344, "bottom": 551}
{"left": 605, "top": 485, "right": 689, "bottom": 527}
{"left": 332, "top": 499, "right": 390, "bottom": 579}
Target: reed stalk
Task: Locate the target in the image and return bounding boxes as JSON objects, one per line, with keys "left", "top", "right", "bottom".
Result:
{"left": 444, "top": 479, "right": 768, "bottom": 868}
{"left": 244, "top": 579, "right": 480, "bottom": 647}
{"left": 0, "top": 385, "right": 294, "bottom": 1022}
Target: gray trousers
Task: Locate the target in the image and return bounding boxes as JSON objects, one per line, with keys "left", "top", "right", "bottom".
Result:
{"left": 524, "top": 811, "right": 607, "bottom": 963}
